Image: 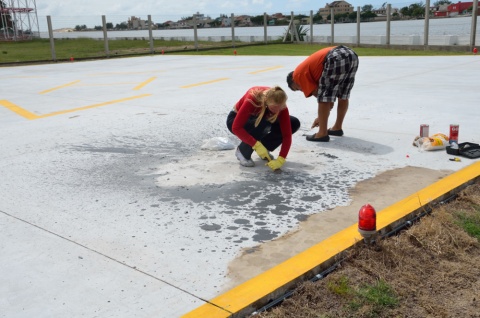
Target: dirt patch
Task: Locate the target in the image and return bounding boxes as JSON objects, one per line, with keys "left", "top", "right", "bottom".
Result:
{"left": 256, "top": 180, "right": 480, "bottom": 318}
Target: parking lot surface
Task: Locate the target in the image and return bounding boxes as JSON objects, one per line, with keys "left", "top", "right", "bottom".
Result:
{"left": 1, "top": 54, "right": 479, "bottom": 317}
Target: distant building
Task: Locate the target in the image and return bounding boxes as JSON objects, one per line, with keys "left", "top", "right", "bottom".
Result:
{"left": 371, "top": 6, "right": 401, "bottom": 21}
{"left": 193, "top": 12, "right": 213, "bottom": 25}
{"left": 234, "top": 15, "right": 252, "bottom": 27}
{"left": 433, "top": 4, "right": 450, "bottom": 17}
{"left": 128, "top": 16, "right": 146, "bottom": 29}
{"left": 268, "top": 13, "right": 287, "bottom": 25}
{"left": 220, "top": 16, "right": 232, "bottom": 27}
{"left": 371, "top": 7, "right": 400, "bottom": 17}
{"left": 319, "top": 1, "right": 354, "bottom": 21}
{"left": 447, "top": 1, "right": 479, "bottom": 16}
{"left": 433, "top": 1, "right": 479, "bottom": 17}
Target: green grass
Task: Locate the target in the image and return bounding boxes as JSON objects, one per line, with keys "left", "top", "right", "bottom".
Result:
{"left": 0, "top": 38, "right": 470, "bottom": 64}
{"left": 327, "top": 275, "right": 398, "bottom": 316}
{"left": 180, "top": 43, "right": 470, "bottom": 57}
{"left": 327, "top": 275, "right": 351, "bottom": 296}
{"left": 0, "top": 38, "right": 210, "bottom": 63}
{"left": 347, "top": 279, "right": 399, "bottom": 317}
{"left": 454, "top": 205, "right": 480, "bottom": 241}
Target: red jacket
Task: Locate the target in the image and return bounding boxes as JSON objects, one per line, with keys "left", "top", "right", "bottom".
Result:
{"left": 232, "top": 86, "right": 292, "bottom": 159}
{"left": 293, "top": 47, "right": 335, "bottom": 98}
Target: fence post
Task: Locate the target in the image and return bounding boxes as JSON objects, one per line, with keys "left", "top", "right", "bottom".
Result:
{"left": 386, "top": 4, "right": 391, "bottom": 46}
{"left": 102, "top": 15, "right": 110, "bottom": 58}
{"left": 148, "top": 15, "right": 154, "bottom": 54}
{"left": 330, "top": 7, "right": 334, "bottom": 45}
{"left": 310, "top": 10, "right": 313, "bottom": 44}
{"left": 193, "top": 15, "right": 198, "bottom": 50}
{"left": 470, "top": 0, "right": 478, "bottom": 50}
{"left": 46, "top": 16, "right": 56, "bottom": 62}
{"left": 357, "top": 7, "right": 360, "bottom": 46}
{"left": 231, "top": 13, "right": 235, "bottom": 48}
{"left": 263, "top": 12, "right": 267, "bottom": 44}
{"left": 424, "top": 0, "right": 430, "bottom": 46}
{"left": 290, "top": 11, "right": 295, "bottom": 43}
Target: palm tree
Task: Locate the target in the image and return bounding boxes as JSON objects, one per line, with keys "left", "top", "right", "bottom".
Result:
{"left": 283, "top": 24, "right": 310, "bottom": 42}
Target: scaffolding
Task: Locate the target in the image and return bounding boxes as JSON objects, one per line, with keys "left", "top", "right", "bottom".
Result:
{"left": 1, "top": 0, "right": 39, "bottom": 41}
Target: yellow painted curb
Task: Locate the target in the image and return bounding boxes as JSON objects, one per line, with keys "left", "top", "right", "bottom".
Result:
{"left": 183, "top": 161, "right": 480, "bottom": 318}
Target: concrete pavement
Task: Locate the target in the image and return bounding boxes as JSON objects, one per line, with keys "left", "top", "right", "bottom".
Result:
{"left": 1, "top": 53, "right": 479, "bottom": 317}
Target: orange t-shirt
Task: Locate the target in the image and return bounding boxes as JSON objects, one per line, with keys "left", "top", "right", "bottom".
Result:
{"left": 293, "top": 47, "right": 335, "bottom": 98}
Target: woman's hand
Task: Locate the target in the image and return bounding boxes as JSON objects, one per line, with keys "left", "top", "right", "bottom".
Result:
{"left": 267, "top": 156, "right": 285, "bottom": 171}
{"left": 252, "top": 141, "right": 271, "bottom": 161}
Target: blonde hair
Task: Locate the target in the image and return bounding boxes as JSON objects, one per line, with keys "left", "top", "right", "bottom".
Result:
{"left": 248, "top": 86, "right": 287, "bottom": 127}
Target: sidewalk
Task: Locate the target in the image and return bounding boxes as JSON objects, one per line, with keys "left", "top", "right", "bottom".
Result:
{"left": 1, "top": 54, "right": 479, "bottom": 317}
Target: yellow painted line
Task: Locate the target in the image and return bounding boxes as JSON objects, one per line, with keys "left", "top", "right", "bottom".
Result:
{"left": 180, "top": 78, "right": 230, "bottom": 88}
{"left": 376, "top": 160, "right": 480, "bottom": 231}
{"left": 133, "top": 77, "right": 157, "bottom": 91}
{"left": 0, "top": 94, "right": 151, "bottom": 120}
{"left": 39, "top": 80, "right": 81, "bottom": 94}
{"left": 0, "top": 100, "right": 39, "bottom": 120}
{"left": 183, "top": 161, "right": 480, "bottom": 318}
{"left": 248, "top": 65, "right": 283, "bottom": 74}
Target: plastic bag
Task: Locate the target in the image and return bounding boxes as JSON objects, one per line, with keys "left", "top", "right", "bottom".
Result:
{"left": 201, "top": 137, "right": 236, "bottom": 151}
{"left": 413, "top": 133, "right": 449, "bottom": 151}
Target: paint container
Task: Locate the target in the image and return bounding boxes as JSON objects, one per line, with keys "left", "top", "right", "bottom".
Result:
{"left": 449, "top": 124, "right": 459, "bottom": 144}
{"left": 420, "top": 124, "right": 429, "bottom": 137}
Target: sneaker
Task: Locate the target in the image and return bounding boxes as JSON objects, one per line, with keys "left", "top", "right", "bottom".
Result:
{"left": 235, "top": 147, "right": 255, "bottom": 167}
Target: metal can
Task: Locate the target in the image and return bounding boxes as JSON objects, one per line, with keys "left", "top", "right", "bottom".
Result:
{"left": 420, "top": 124, "right": 429, "bottom": 137}
{"left": 449, "top": 124, "right": 459, "bottom": 144}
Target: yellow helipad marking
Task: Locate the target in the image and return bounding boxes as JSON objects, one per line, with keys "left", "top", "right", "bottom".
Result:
{"left": 180, "top": 78, "right": 230, "bottom": 88}
{"left": 39, "top": 80, "right": 81, "bottom": 94}
{"left": 134, "top": 77, "right": 157, "bottom": 90}
{"left": 248, "top": 65, "right": 283, "bottom": 74}
{"left": 0, "top": 94, "right": 151, "bottom": 120}
{"left": 183, "top": 161, "right": 480, "bottom": 318}
{"left": 0, "top": 100, "right": 39, "bottom": 120}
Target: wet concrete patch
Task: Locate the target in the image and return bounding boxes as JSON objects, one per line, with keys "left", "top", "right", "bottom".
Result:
{"left": 65, "top": 136, "right": 374, "bottom": 248}
{"left": 157, "top": 168, "right": 371, "bottom": 243}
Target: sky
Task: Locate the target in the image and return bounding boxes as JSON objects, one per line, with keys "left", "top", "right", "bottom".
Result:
{"left": 34, "top": 0, "right": 415, "bottom": 22}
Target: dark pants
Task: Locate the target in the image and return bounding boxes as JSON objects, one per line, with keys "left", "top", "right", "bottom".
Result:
{"left": 226, "top": 111, "right": 300, "bottom": 159}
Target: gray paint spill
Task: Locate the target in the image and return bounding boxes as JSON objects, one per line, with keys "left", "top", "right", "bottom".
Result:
{"left": 253, "top": 229, "right": 280, "bottom": 242}
{"left": 69, "top": 137, "right": 374, "bottom": 249}
{"left": 200, "top": 223, "right": 221, "bottom": 231}
{"left": 234, "top": 219, "right": 250, "bottom": 225}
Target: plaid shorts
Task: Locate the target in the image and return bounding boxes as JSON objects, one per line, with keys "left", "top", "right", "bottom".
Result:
{"left": 317, "top": 45, "right": 359, "bottom": 103}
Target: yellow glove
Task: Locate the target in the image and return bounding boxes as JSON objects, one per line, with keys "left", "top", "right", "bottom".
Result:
{"left": 252, "top": 141, "right": 271, "bottom": 161}
{"left": 267, "top": 156, "right": 285, "bottom": 171}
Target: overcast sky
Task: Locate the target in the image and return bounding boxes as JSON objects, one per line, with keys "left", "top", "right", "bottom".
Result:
{"left": 35, "top": 0, "right": 414, "bottom": 21}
